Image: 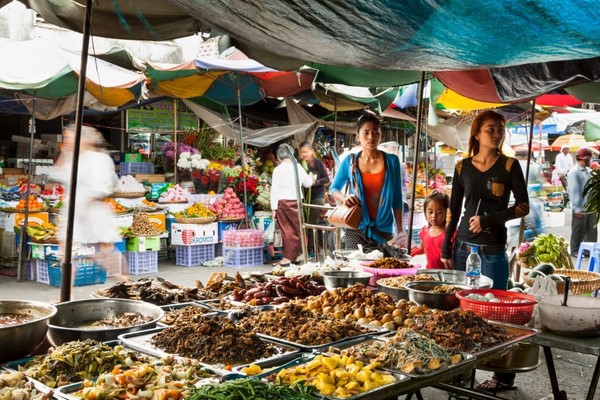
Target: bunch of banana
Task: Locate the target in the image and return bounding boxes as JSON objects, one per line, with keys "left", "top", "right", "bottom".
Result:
{"left": 27, "top": 222, "right": 58, "bottom": 242}
{"left": 533, "top": 233, "right": 574, "bottom": 269}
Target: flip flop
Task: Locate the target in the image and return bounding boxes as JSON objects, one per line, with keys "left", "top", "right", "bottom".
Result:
{"left": 476, "top": 378, "right": 517, "bottom": 393}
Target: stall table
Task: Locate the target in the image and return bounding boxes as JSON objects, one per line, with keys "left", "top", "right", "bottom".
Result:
{"left": 525, "top": 330, "right": 600, "bottom": 400}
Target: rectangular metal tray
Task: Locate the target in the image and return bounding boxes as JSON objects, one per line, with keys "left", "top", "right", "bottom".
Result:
{"left": 118, "top": 326, "right": 301, "bottom": 375}
{"left": 470, "top": 321, "right": 539, "bottom": 359}
{"left": 328, "top": 336, "right": 477, "bottom": 379}
{"left": 158, "top": 304, "right": 227, "bottom": 326}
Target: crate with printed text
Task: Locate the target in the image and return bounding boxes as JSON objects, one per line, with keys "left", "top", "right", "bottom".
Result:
{"left": 171, "top": 222, "right": 218, "bottom": 246}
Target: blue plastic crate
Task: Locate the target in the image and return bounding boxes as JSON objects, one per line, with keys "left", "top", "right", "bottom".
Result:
{"left": 175, "top": 244, "right": 215, "bottom": 267}
{"left": 119, "top": 162, "right": 154, "bottom": 176}
{"left": 217, "top": 221, "right": 240, "bottom": 241}
{"left": 223, "top": 246, "right": 263, "bottom": 267}
{"left": 47, "top": 259, "right": 107, "bottom": 287}
{"left": 125, "top": 251, "right": 158, "bottom": 275}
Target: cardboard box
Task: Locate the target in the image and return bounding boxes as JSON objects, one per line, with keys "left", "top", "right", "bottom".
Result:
{"left": 15, "top": 212, "right": 49, "bottom": 229}
{"left": 147, "top": 213, "right": 166, "bottom": 232}
{"left": 0, "top": 168, "right": 25, "bottom": 175}
{"left": 171, "top": 222, "right": 218, "bottom": 245}
{"left": 135, "top": 174, "right": 166, "bottom": 183}
{"left": 126, "top": 236, "right": 161, "bottom": 252}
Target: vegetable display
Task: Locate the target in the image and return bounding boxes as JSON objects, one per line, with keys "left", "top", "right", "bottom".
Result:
{"left": 20, "top": 340, "right": 149, "bottom": 388}
{"left": 188, "top": 379, "right": 314, "bottom": 400}
{"left": 276, "top": 353, "right": 397, "bottom": 398}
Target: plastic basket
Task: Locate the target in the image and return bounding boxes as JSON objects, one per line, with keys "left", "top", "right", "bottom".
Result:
{"left": 125, "top": 251, "right": 158, "bottom": 275}
{"left": 222, "top": 229, "right": 263, "bottom": 248}
{"left": 47, "top": 259, "right": 107, "bottom": 287}
{"left": 456, "top": 289, "right": 537, "bottom": 325}
{"left": 223, "top": 246, "right": 263, "bottom": 267}
{"left": 215, "top": 243, "right": 223, "bottom": 257}
{"left": 119, "top": 162, "right": 154, "bottom": 176}
{"left": 175, "top": 244, "right": 215, "bottom": 267}
{"left": 35, "top": 259, "right": 49, "bottom": 284}
{"left": 158, "top": 238, "right": 168, "bottom": 261}
{"left": 217, "top": 221, "right": 240, "bottom": 241}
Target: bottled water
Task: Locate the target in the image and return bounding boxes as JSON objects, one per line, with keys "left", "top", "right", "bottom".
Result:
{"left": 466, "top": 246, "right": 481, "bottom": 287}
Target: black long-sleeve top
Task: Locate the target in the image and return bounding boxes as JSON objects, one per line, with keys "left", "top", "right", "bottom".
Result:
{"left": 307, "top": 157, "right": 330, "bottom": 198}
{"left": 441, "top": 155, "right": 529, "bottom": 259}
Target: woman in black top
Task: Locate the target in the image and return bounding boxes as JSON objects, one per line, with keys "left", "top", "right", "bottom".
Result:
{"left": 299, "top": 142, "right": 330, "bottom": 251}
{"left": 441, "top": 110, "right": 529, "bottom": 392}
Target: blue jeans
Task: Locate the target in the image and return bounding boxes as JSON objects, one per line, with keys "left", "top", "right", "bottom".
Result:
{"left": 453, "top": 242, "right": 509, "bottom": 290}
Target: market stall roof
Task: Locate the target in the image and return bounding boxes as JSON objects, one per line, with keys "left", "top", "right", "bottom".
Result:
{"left": 169, "top": 0, "right": 600, "bottom": 71}
{"left": 0, "top": 38, "right": 146, "bottom": 119}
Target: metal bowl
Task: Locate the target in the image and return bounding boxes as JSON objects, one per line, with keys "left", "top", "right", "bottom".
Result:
{"left": 48, "top": 299, "right": 164, "bottom": 347}
{"left": 538, "top": 295, "right": 600, "bottom": 337}
{"left": 321, "top": 271, "right": 373, "bottom": 291}
{"left": 0, "top": 299, "right": 57, "bottom": 362}
{"left": 405, "top": 281, "right": 471, "bottom": 311}
{"left": 416, "top": 269, "right": 494, "bottom": 289}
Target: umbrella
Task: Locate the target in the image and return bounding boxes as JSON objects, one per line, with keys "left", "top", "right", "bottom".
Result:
{"left": 512, "top": 139, "right": 550, "bottom": 152}
{"left": 145, "top": 52, "right": 314, "bottom": 106}
{"left": 550, "top": 134, "right": 597, "bottom": 151}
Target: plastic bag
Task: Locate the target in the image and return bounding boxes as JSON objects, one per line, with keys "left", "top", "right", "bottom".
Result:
{"left": 262, "top": 222, "right": 275, "bottom": 243}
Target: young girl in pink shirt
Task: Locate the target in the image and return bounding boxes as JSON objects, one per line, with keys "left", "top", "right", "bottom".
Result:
{"left": 412, "top": 191, "right": 451, "bottom": 269}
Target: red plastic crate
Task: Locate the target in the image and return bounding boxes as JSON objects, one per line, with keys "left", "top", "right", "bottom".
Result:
{"left": 456, "top": 289, "right": 537, "bottom": 325}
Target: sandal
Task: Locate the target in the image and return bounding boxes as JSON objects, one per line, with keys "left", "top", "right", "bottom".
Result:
{"left": 476, "top": 378, "right": 517, "bottom": 393}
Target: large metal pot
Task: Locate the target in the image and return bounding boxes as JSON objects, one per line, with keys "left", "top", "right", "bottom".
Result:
{"left": 405, "top": 281, "right": 470, "bottom": 311}
{"left": 0, "top": 299, "right": 57, "bottom": 362}
{"left": 417, "top": 269, "right": 494, "bottom": 289}
{"left": 48, "top": 299, "right": 163, "bottom": 347}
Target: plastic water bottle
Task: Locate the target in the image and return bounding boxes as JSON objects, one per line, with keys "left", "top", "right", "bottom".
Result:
{"left": 466, "top": 247, "right": 481, "bottom": 287}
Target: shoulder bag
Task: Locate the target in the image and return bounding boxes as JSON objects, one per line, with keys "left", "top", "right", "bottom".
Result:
{"left": 326, "top": 154, "right": 362, "bottom": 229}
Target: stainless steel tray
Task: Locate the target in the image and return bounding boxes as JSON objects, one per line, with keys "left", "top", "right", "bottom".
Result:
{"left": 470, "top": 321, "right": 539, "bottom": 359}
{"left": 159, "top": 304, "right": 226, "bottom": 326}
{"left": 329, "top": 336, "right": 477, "bottom": 379}
{"left": 118, "top": 326, "right": 300, "bottom": 374}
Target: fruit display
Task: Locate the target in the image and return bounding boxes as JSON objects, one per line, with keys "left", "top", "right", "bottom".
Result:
{"left": 16, "top": 195, "right": 43, "bottom": 211}
{"left": 255, "top": 184, "right": 271, "bottom": 210}
{"left": 0, "top": 186, "right": 20, "bottom": 201}
{"left": 103, "top": 198, "right": 128, "bottom": 214}
{"left": 276, "top": 353, "right": 397, "bottom": 398}
{"left": 517, "top": 233, "right": 573, "bottom": 270}
{"left": 40, "top": 185, "right": 65, "bottom": 199}
{"left": 173, "top": 203, "right": 215, "bottom": 219}
{"left": 208, "top": 188, "right": 246, "bottom": 220}
{"left": 159, "top": 184, "right": 189, "bottom": 203}
{"left": 113, "top": 175, "right": 145, "bottom": 193}
{"left": 27, "top": 222, "right": 58, "bottom": 242}
{"left": 124, "top": 212, "right": 161, "bottom": 236}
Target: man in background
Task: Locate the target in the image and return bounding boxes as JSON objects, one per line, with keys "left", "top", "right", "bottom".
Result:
{"left": 555, "top": 145, "right": 574, "bottom": 189}
{"left": 567, "top": 147, "right": 597, "bottom": 257}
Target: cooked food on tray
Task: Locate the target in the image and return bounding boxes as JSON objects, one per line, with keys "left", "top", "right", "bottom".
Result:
{"left": 377, "top": 274, "right": 436, "bottom": 288}
{"left": 0, "top": 371, "right": 51, "bottom": 400}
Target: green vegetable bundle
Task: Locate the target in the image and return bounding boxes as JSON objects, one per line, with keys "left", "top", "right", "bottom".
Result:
{"left": 187, "top": 379, "right": 314, "bottom": 400}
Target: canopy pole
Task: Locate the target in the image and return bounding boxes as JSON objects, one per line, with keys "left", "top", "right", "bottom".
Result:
{"left": 237, "top": 73, "right": 249, "bottom": 224}
{"left": 519, "top": 100, "right": 537, "bottom": 245}
{"left": 284, "top": 143, "right": 308, "bottom": 264}
{"left": 17, "top": 94, "right": 37, "bottom": 282}
{"left": 173, "top": 99, "right": 178, "bottom": 182}
{"left": 60, "top": 0, "right": 93, "bottom": 302}
{"left": 407, "top": 72, "right": 426, "bottom": 250}
{"left": 333, "top": 94, "right": 338, "bottom": 152}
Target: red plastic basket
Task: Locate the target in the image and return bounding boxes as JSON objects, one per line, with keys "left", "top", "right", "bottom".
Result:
{"left": 455, "top": 289, "right": 537, "bottom": 325}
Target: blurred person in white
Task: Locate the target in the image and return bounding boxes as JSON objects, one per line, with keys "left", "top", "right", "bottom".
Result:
{"left": 54, "top": 124, "right": 125, "bottom": 280}
{"left": 555, "top": 145, "right": 573, "bottom": 189}
{"left": 270, "top": 144, "right": 314, "bottom": 266}
{"left": 567, "top": 147, "right": 597, "bottom": 257}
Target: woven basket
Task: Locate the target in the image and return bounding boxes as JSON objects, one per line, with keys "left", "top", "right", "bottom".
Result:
{"left": 175, "top": 216, "right": 217, "bottom": 224}
{"left": 112, "top": 192, "right": 146, "bottom": 198}
{"left": 524, "top": 268, "right": 600, "bottom": 294}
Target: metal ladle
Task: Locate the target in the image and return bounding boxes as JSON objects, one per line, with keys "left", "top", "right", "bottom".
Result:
{"left": 561, "top": 276, "right": 571, "bottom": 306}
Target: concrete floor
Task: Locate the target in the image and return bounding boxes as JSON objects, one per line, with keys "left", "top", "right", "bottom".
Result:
{"left": 1, "top": 209, "right": 598, "bottom": 400}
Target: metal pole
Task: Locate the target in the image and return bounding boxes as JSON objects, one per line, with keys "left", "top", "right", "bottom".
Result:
{"left": 519, "top": 100, "right": 537, "bottom": 245}
{"left": 284, "top": 144, "right": 308, "bottom": 263}
{"left": 17, "top": 94, "right": 37, "bottom": 282}
{"left": 60, "top": 0, "right": 93, "bottom": 302}
{"left": 333, "top": 94, "right": 338, "bottom": 152}
{"left": 173, "top": 99, "right": 178, "bottom": 182}
{"left": 237, "top": 73, "right": 249, "bottom": 224}
{"left": 407, "top": 72, "right": 427, "bottom": 250}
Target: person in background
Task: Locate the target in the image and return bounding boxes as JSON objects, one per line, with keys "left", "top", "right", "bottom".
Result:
{"left": 411, "top": 191, "right": 450, "bottom": 269}
{"left": 567, "top": 147, "right": 597, "bottom": 257}
{"left": 330, "top": 114, "right": 405, "bottom": 249}
{"left": 555, "top": 145, "right": 574, "bottom": 189}
{"left": 440, "top": 110, "right": 529, "bottom": 392}
{"left": 551, "top": 162, "right": 562, "bottom": 187}
{"left": 299, "top": 142, "right": 330, "bottom": 254}
{"left": 270, "top": 144, "right": 314, "bottom": 266}
{"left": 54, "top": 124, "right": 124, "bottom": 282}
